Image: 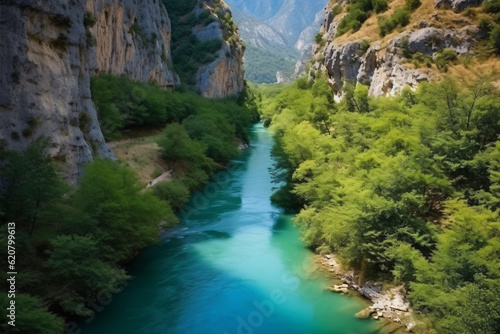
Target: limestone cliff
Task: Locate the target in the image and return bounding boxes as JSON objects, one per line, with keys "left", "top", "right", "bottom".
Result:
{"left": 86, "top": 0, "right": 179, "bottom": 88}
{"left": 310, "top": 0, "right": 493, "bottom": 99}
{"left": 0, "top": 0, "right": 178, "bottom": 183}
{"left": 194, "top": 0, "right": 245, "bottom": 98}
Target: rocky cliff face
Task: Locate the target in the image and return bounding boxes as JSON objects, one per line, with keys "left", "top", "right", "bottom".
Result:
{"left": 193, "top": 0, "right": 245, "bottom": 98}
{"left": 311, "top": 0, "right": 487, "bottom": 99}
{"left": 87, "top": 0, "right": 179, "bottom": 88}
{"left": 0, "top": 0, "right": 111, "bottom": 183}
{"left": 195, "top": 40, "right": 245, "bottom": 98}
{"left": 0, "top": 0, "right": 178, "bottom": 183}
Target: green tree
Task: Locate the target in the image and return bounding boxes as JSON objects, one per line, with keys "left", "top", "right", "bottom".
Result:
{"left": 354, "top": 84, "right": 370, "bottom": 113}
{"left": 153, "top": 179, "right": 191, "bottom": 210}
{"left": 343, "top": 81, "right": 358, "bottom": 112}
{"left": 410, "top": 200, "right": 500, "bottom": 333}
{"left": 490, "top": 25, "right": 500, "bottom": 54}
{"left": 258, "top": 74, "right": 500, "bottom": 331}
{"left": 182, "top": 112, "right": 238, "bottom": 162}
{"left": 157, "top": 123, "right": 215, "bottom": 172}
{"left": 45, "top": 235, "right": 129, "bottom": 316}
{"left": 74, "top": 160, "right": 170, "bottom": 262}
{"left": 0, "top": 139, "right": 68, "bottom": 237}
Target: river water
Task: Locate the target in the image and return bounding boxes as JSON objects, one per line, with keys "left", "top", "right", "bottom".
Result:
{"left": 79, "top": 123, "right": 379, "bottom": 334}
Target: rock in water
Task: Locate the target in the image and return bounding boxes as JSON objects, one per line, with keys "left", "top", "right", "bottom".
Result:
{"left": 355, "top": 307, "right": 376, "bottom": 319}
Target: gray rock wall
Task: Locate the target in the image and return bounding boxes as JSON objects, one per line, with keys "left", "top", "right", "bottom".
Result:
{"left": 313, "top": 2, "right": 481, "bottom": 98}
{"left": 0, "top": 0, "right": 178, "bottom": 183}
{"left": 0, "top": 0, "right": 112, "bottom": 183}
{"left": 86, "top": 0, "right": 179, "bottom": 88}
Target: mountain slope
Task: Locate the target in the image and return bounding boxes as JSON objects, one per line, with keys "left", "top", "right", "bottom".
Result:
{"left": 232, "top": 8, "right": 299, "bottom": 82}
{"left": 226, "top": 0, "right": 328, "bottom": 82}
{"left": 268, "top": 0, "right": 328, "bottom": 46}
{"left": 225, "top": 0, "right": 286, "bottom": 20}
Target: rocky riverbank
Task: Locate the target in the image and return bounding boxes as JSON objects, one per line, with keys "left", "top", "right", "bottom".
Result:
{"left": 317, "top": 254, "right": 416, "bottom": 333}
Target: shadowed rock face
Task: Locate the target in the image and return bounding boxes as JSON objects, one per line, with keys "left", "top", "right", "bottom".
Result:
{"left": 195, "top": 41, "right": 245, "bottom": 98}
{"left": 0, "top": 0, "right": 178, "bottom": 183}
{"left": 435, "top": 0, "right": 484, "bottom": 13}
{"left": 193, "top": 0, "right": 245, "bottom": 98}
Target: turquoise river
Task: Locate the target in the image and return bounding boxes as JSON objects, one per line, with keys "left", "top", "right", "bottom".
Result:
{"left": 79, "top": 123, "right": 380, "bottom": 334}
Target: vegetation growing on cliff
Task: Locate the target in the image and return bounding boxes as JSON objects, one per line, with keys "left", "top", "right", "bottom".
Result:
{"left": 336, "top": 0, "right": 389, "bottom": 36}
{"left": 161, "top": 0, "right": 233, "bottom": 87}
{"left": 484, "top": 0, "right": 500, "bottom": 54}
{"left": 330, "top": 0, "right": 500, "bottom": 66}
{"left": 378, "top": 0, "right": 420, "bottom": 36}
{"left": 258, "top": 73, "right": 500, "bottom": 332}
{"left": 91, "top": 74, "right": 258, "bottom": 197}
{"left": 92, "top": 73, "right": 259, "bottom": 189}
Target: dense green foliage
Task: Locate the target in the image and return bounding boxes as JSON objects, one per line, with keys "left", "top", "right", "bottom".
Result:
{"left": 491, "top": 25, "right": 500, "bottom": 54}
{"left": 154, "top": 88, "right": 259, "bottom": 190}
{"left": 0, "top": 143, "right": 175, "bottom": 332}
{"left": 0, "top": 293, "right": 64, "bottom": 333}
{"left": 378, "top": 9, "right": 411, "bottom": 36}
{"left": 152, "top": 179, "right": 191, "bottom": 210}
{"left": 480, "top": 0, "right": 500, "bottom": 54}
{"left": 433, "top": 48, "right": 458, "bottom": 70}
{"left": 91, "top": 75, "right": 258, "bottom": 142}
{"left": 484, "top": 0, "right": 500, "bottom": 14}
{"left": 91, "top": 75, "right": 186, "bottom": 140}
{"left": 258, "top": 73, "right": 500, "bottom": 332}
{"left": 336, "top": 0, "right": 388, "bottom": 37}
{"left": 378, "top": 0, "right": 421, "bottom": 37}
{"left": 404, "top": 0, "right": 421, "bottom": 11}
{"left": 91, "top": 72, "right": 258, "bottom": 194}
